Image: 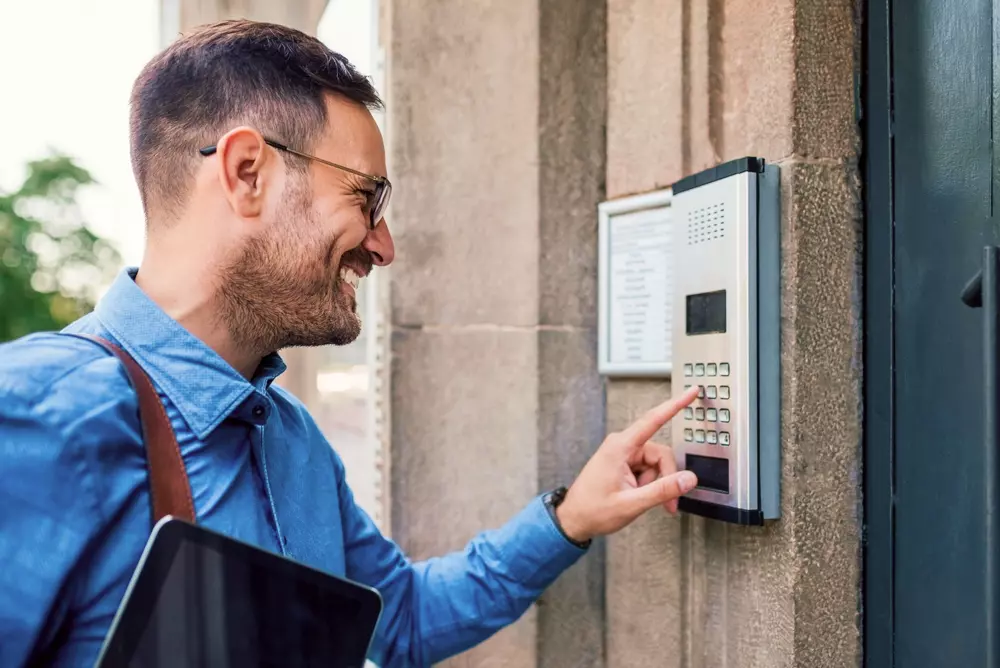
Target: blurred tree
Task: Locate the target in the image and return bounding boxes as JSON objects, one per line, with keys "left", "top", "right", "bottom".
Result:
{"left": 0, "top": 154, "right": 121, "bottom": 342}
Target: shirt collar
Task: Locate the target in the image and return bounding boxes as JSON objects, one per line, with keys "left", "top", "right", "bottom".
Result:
{"left": 94, "top": 267, "right": 287, "bottom": 439}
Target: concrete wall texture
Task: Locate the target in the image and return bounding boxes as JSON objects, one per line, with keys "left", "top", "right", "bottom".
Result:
{"left": 386, "top": 1, "right": 864, "bottom": 667}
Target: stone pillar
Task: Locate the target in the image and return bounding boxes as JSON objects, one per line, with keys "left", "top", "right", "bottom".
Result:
{"left": 604, "top": 1, "right": 862, "bottom": 667}
{"left": 168, "top": 0, "right": 327, "bottom": 38}
{"left": 384, "top": 0, "right": 607, "bottom": 666}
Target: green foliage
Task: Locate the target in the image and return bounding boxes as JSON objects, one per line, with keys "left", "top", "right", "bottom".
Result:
{"left": 0, "top": 154, "right": 121, "bottom": 342}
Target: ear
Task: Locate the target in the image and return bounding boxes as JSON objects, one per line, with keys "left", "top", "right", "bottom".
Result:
{"left": 212, "top": 127, "right": 274, "bottom": 220}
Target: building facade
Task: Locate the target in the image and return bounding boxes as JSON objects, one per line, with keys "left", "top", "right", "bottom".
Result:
{"left": 383, "top": 2, "right": 861, "bottom": 666}
{"left": 172, "top": 1, "right": 994, "bottom": 666}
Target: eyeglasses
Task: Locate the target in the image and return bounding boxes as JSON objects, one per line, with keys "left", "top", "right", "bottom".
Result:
{"left": 199, "top": 138, "right": 391, "bottom": 229}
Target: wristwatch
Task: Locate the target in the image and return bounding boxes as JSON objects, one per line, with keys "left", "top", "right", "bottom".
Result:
{"left": 543, "top": 486, "right": 592, "bottom": 550}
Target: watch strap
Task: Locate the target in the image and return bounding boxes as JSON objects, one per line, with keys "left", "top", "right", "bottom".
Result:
{"left": 543, "top": 486, "right": 591, "bottom": 550}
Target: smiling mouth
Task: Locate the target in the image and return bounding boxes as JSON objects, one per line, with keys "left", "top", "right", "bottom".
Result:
{"left": 339, "top": 266, "right": 362, "bottom": 290}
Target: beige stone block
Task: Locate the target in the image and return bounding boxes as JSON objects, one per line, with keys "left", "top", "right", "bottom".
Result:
{"left": 607, "top": 512, "right": 685, "bottom": 668}
{"left": 708, "top": 516, "right": 796, "bottom": 667}
{"left": 387, "top": 1, "right": 540, "bottom": 328}
{"left": 538, "top": 0, "right": 607, "bottom": 328}
{"left": 604, "top": 379, "right": 684, "bottom": 668}
{"left": 536, "top": 545, "right": 607, "bottom": 668}
{"left": 390, "top": 327, "right": 539, "bottom": 556}
{"left": 389, "top": 327, "right": 539, "bottom": 666}
{"left": 779, "top": 160, "right": 862, "bottom": 667}
{"left": 681, "top": 514, "right": 708, "bottom": 668}
{"left": 720, "top": 0, "right": 795, "bottom": 161}
{"left": 607, "top": 0, "right": 685, "bottom": 197}
{"left": 537, "top": 328, "right": 605, "bottom": 491}
{"left": 687, "top": 0, "right": 725, "bottom": 173}
{"left": 792, "top": 0, "right": 861, "bottom": 159}
{"left": 177, "top": 0, "right": 327, "bottom": 33}
{"left": 536, "top": 328, "right": 606, "bottom": 668}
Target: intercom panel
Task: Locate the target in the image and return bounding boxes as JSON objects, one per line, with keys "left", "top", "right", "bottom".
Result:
{"left": 670, "top": 157, "right": 781, "bottom": 526}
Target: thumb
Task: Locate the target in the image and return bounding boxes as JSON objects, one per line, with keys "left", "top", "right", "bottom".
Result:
{"left": 619, "top": 471, "right": 698, "bottom": 517}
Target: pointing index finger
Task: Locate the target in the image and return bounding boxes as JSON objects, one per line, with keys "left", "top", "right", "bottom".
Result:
{"left": 620, "top": 385, "right": 701, "bottom": 446}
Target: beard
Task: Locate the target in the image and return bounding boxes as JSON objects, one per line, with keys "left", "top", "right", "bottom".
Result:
{"left": 217, "top": 181, "right": 364, "bottom": 356}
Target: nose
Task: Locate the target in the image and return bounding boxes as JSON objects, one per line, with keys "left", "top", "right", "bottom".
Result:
{"left": 363, "top": 217, "right": 395, "bottom": 266}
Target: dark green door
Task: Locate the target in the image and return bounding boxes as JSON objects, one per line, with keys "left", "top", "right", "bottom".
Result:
{"left": 866, "top": 0, "right": 1000, "bottom": 665}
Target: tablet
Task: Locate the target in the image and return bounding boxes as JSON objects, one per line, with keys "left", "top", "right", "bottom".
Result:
{"left": 95, "top": 517, "right": 383, "bottom": 668}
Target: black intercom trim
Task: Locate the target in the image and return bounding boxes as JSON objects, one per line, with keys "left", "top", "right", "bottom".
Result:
{"left": 677, "top": 497, "right": 765, "bottom": 526}
{"left": 671, "top": 156, "right": 766, "bottom": 195}
{"left": 757, "top": 164, "right": 782, "bottom": 520}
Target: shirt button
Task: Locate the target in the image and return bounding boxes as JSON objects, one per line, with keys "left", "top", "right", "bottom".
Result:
{"left": 252, "top": 405, "right": 265, "bottom": 418}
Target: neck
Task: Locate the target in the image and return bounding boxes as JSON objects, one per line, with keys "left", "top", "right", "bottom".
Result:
{"left": 135, "top": 234, "right": 263, "bottom": 380}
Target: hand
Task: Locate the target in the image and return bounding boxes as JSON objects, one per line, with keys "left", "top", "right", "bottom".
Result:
{"left": 555, "top": 385, "right": 700, "bottom": 543}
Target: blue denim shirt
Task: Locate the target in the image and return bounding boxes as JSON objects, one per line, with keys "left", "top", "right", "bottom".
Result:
{"left": 0, "top": 267, "right": 586, "bottom": 667}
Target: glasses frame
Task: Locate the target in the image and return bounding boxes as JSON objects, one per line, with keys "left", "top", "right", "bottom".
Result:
{"left": 199, "top": 138, "right": 391, "bottom": 229}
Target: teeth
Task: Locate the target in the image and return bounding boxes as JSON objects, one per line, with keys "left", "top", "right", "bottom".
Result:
{"left": 339, "top": 267, "right": 361, "bottom": 290}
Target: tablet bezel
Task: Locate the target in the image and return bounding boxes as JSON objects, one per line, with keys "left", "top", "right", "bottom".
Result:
{"left": 95, "top": 516, "right": 383, "bottom": 667}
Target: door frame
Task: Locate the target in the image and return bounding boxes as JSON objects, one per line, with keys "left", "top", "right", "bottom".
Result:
{"left": 862, "top": 0, "right": 893, "bottom": 666}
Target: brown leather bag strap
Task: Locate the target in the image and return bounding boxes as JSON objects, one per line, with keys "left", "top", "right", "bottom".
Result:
{"left": 78, "top": 334, "right": 196, "bottom": 526}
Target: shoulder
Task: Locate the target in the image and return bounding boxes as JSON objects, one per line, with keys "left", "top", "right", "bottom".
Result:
{"left": 0, "top": 331, "right": 134, "bottom": 413}
{"left": 0, "top": 332, "right": 140, "bottom": 508}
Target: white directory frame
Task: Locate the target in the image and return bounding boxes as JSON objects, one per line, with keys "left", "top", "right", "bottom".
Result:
{"left": 597, "top": 188, "right": 674, "bottom": 377}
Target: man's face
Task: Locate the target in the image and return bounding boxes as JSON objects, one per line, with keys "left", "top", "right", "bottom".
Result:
{"left": 216, "top": 96, "right": 395, "bottom": 352}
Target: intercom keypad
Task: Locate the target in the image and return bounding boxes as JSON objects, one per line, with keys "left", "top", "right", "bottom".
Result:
{"left": 669, "top": 157, "right": 781, "bottom": 525}
{"left": 682, "top": 361, "right": 732, "bottom": 446}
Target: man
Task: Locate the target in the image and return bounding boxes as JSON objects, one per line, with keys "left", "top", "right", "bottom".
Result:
{"left": 0, "top": 19, "right": 699, "bottom": 667}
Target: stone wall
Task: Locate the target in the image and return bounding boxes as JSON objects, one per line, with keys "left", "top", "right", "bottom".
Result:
{"left": 386, "top": 0, "right": 863, "bottom": 666}
{"left": 603, "top": 1, "right": 862, "bottom": 667}
{"left": 384, "top": 1, "right": 608, "bottom": 665}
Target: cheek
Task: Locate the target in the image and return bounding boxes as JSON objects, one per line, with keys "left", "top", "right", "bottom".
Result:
{"left": 321, "top": 208, "right": 369, "bottom": 254}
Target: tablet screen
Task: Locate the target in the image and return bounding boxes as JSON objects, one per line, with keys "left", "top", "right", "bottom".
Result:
{"left": 97, "top": 519, "right": 381, "bottom": 668}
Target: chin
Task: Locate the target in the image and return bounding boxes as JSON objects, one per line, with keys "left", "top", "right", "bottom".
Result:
{"left": 325, "top": 312, "right": 362, "bottom": 346}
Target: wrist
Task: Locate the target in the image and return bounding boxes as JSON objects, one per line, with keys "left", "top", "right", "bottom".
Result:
{"left": 544, "top": 487, "right": 592, "bottom": 549}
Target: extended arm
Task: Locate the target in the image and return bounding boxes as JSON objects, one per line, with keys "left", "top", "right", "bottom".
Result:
{"left": 339, "top": 385, "right": 702, "bottom": 667}
{"left": 335, "top": 462, "right": 585, "bottom": 667}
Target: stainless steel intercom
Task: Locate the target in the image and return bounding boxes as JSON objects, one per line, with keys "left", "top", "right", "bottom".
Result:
{"left": 670, "top": 157, "right": 781, "bottom": 525}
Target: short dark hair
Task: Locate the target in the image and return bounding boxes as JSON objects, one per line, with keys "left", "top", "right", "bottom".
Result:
{"left": 129, "top": 19, "right": 383, "bottom": 220}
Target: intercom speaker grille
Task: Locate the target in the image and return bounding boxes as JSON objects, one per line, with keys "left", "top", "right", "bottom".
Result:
{"left": 686, "top": 202, "right": 727, "bottom": 245}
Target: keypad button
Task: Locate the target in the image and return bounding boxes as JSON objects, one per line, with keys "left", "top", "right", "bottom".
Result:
{"left": 720, "top": 363, "right": 730, "bottom": 376}
{"left": 720, "top": 385, "right": 730, "bottom": 399}
{"left": 695, "top": 363, "right": 705, "bottom": 376}
{"left": 695, "top": 430, "right": 706, "bottom": 443}
{"left": 685, "top": 384, "right": 692, "bottom": 392}
{"left": 719, "top": 431, "right": 730, "bottom": 446}
{"left": 707, "top": 363, "right": 717, "bottom": 376}
{"left": 719, "top": 409, "right": 731, "bottom": 423}
{"left": 697, "top": 386, "right": 705, "bottom": 398}
{"left": 706, "top": 385, "right": 717, "bottom": 399}
{"left": 695, "top": 407, "right": 705, "bottom": 421}
{"left": 707, "top": 431, "right": 718, "bottom": 444}
{"left": 684, "top": 428, "right": 694, "bottom": 442}
{"left": 707, "top": 408, "right": 717, "bottom": 422}
{"left": 684, "top": 364, "right": 693, "bottom": 377}
{"left": 684, "top": 407, "right": 694, "bottom": 420}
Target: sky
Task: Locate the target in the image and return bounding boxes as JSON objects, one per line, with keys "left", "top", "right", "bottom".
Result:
{"left": 0, "top": 0, "right": 376, "bottom": 270}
